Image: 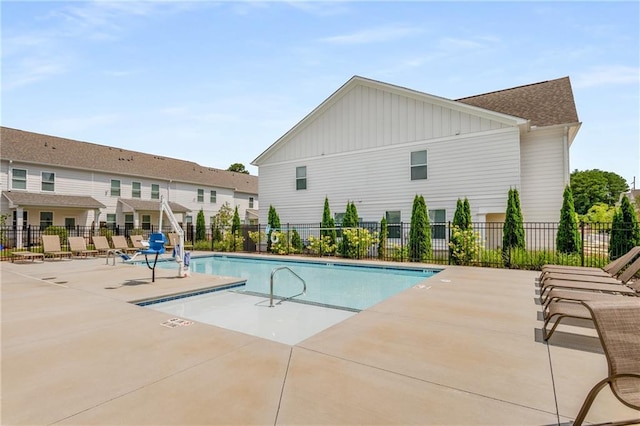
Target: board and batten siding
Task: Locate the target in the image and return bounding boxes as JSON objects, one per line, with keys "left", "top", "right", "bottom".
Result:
{"left": 259, "top": 127, "right": 522, "bottom": 225}
{"left": 265, "top": 84, "right": 511, "bottom": 164}
{"left": 519, "top": 127, "right": 568, "bottom": 223}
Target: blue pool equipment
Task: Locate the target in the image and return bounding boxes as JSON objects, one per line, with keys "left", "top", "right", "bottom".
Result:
{"left": 138, "top": 232, "right": 166, "bottom": 282}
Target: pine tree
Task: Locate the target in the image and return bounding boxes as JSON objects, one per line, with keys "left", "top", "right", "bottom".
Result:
{"left": 321, "top": 196, "right": 336, "bottom": 246}
{"left": 378, "top": 215, "right": 388, "bottom": 260}
{"left": 463, "top": 197, "right": 472, "bottom": 229}
{"left": 409, "top": 195, "right": 432, "bottom": 262}
{"left": 232, "top": 206, "right": 241, "bottom": 234}
{"left": 195, "top": 209, "right": 206, "bottom": 242}
{"left": 503, "top": 188, "right": 525, "bottom": 264}
{"left": 341, "top": 201, "right": 359, "bottom": 257}
{"left": 556, "top": 186, "right": 581, "bottom": 254}
{"left": 452, "top": 199, "right": 465, "bottom": 228}
{"left": 610, "top": 196, "right": 640, "bottom": 259}
{"left": 267, "top": 205, "right": 281, "bottom": 252}
{"left": 451, "top": 198, "right": 473, "bottom": 264}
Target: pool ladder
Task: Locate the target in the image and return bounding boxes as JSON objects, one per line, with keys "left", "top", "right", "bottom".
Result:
{"left": 269, "top": 266, "right": 307, "bottom": 307}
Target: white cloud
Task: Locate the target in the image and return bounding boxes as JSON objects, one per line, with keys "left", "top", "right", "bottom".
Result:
{"left": 573, "top": 66, "right": 640, "bottom": 88}
{"left": 319, "top": 24, "right": 423, "bottom": 45}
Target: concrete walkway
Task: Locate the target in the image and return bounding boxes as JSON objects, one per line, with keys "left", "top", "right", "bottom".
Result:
{"left": 1, "top": 254, "right": 635, "bottom": 425}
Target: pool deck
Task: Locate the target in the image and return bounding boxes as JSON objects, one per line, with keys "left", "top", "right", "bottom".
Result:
{"left": 2, "top": 253, "right": 636, "bottom": 425}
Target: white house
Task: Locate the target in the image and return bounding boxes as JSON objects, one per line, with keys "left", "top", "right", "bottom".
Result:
{"left": 0, "top": 127, "right": 259, "bottom": 234}
{"left": 252, "top": 76, "right": 581, "bottom": 245}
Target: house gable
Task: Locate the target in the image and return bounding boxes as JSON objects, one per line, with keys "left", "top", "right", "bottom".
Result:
{"left": 253, "top": 76, "right": 527, "bottom": 166}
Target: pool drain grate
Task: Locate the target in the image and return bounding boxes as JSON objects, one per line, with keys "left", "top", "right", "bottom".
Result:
{"left": 161, "top": 318, "right": 193, "bottom": 328}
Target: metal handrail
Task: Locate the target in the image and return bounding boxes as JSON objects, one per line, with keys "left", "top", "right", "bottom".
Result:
{"left": 269, "top": 266, "right": 306, "bottom": 307}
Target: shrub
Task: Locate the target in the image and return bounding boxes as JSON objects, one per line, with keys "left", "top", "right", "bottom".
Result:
{"left": 192, "top": 240, "right": 211, "bottom": 251}
{"left": 389, "top": 244, "right": 408, "bottom": 262}
{"left": 408, "top": 194, "right": 432, "bottom": 262}
{"left": 448, "top": 226, "right": 481, "bottom": 266}
{"left": 556, "top": 186, "right": 581, "bottom": 254}
{"left": 213, "top": 231, "right": 244, "bottom": 252}
{"left": 291, "top": 229, "right": 303, "bottom": 253}
{"left": 267, "top": 205, "right": 281, "bottom": 252}
{"left": 502, "top": 188, "right": 525, "bottom": 266}
{"left": 43, "top": 226, "right": 68, "bottom": 244}
{"left": 321, "top": 196, "right": 337, "bottom": 247}
{"left": 306, "top": 235, "right": 337, "bottom": 256}
{"left": 248, "top": 230, "right": 266, "bottom": 245}
{"left": 340, "top": 227, "right": 377, "bottom": 259}
{"left": 378, "top": 216, "right": 388, "bottom": 260}
{"left": 609, "top": 195, "right": 640, "bottom": 259}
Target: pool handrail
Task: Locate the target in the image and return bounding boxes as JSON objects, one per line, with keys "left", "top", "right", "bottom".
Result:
{"left": 270, "top": 266, "right": 307, "bottom": 307}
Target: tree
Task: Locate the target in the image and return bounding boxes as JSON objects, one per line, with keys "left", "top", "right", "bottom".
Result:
{"left": 211, "top": 202, "right": 233, "bottom": 243}
{"left": 503, "top": 188, "right": 525, "bottom": 264}
{"left": 195, "top": 209, "right": 206, "bottom": 242}
{"left": 321, "top": 196, "right": 336, "bottom": 247}
{"left": 609, "top": 195, "right": 640, "bottom": 259}
{"left": 340, "top": 201, "right": 359, "bottom": 257}
{"left": 232, "top": 206, "right": 241, "bottom": 234}
{"left": 378, "top": 215, "right": 388, "bottom": 260}
{"left": 582, "top": 203, "right": 615, "bottom": 224}
{"left": 452, "top": 197, "right": 472, "bottom": 230}
{"left": 227, "top": 163, "right": 250, "bottom": 174}
{"left": 570, "top": 169, "right": 629, "bottom": 215}
{"left": 450, "top": 197, "right": 473, "bottom": 264}
{"left": 556, "top": 186, "right": 581, "bottom": 254}
{"left": 408, "top": 195, "right": 432, "bottom": 262}
{"left": 267, "top": 205, "right": 281, "bottom": 252}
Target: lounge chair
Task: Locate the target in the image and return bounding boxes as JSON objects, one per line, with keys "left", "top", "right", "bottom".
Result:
{"left": 539, "top": 256, "right": 640, "bottom": 303}
{"left": 11, "top": 250, "right": 44, "bottom": 263}
{"left": 539, "top": 246, "right": 640, "bottom": 283}
{"left": 168, "top": 232, "right": 193, "bottom": 250}
{"left": 68, "top": 237, "right": 99, "bottom": 258}
{"left": 111, "top": 235, "right": 137, "bottom": 254}
{"left": 42, "top": 235, "right": 73, "bottom": 260}
{"left": 92, "top": 235, "right": 114, "bottom": 256}
{"left": 572, "top": 299, "right": 640, "bottom": 425}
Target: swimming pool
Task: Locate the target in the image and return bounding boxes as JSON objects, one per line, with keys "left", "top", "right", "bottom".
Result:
{"left": 146, "top": 255, "right": 439, "bottom": 344}
{"left": 158, "top": 255, "right": 439, "bottom": 311}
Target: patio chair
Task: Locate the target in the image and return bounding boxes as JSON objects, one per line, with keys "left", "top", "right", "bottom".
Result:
{"left": 168, "top": 232, "right": 193, "bottom": 250}
{"left": 539, "top": 256, "right": 640, "bottom": 303}
{"left": 42, "top": 235, "right": 73, "bottom": 260}
{"left": 538, "top": 246, "right": 640, "bottom": 284}
{"left": 130, "top": 235, "right": 147, "bottom": 250}
{"left": 68, "top": 237, "right": 99, "bottom": 258}
{"left": 91, "top": 235, "right": 115, "bottom": 256}
{"left": 572, "top": 299, "right": 640, "bottom": 426}
{"left": 111, "top": 235, "right": 137, "bottom": 254}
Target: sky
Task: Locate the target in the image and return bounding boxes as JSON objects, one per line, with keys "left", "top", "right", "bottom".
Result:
{"left": 2, "top": 1, "right": 639, "bottom": 187}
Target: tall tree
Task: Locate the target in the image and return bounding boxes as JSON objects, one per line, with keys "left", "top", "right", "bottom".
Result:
{"left": 609, "top": 196, "right": 640, "bottom": 259}
{"left": 570, "top": 169, "right": 629, "bottom": 215}
{"left": 503, "top": 188, "right": 525, "bottom": 262}
{"left": 232, "top": 206, "right": 241, "bottom": 234}
{"left": 556, "top": 186, "right": 581, "bottom": 254}
{"left": 195, "top": 209, "right": 206, "bottom": 242}
{"left": 321, "top": 196, "right": 336, "bottom": 246}
{"left": 452, "top": 197, "right": 472, "bottom": 230}
{"left": 340, "top": 201, "right": 359, "bottom": 257}
{"left": 227, "top": 163, "right": 250, "bottom": 174}
{"left": 267, "top": 205, "right": 281, "bottom": 252}
{"left": 378, "top": 215, "right": 388, "bottom": 260}
{"left": 409, "top": 195, "right": 432, "bottom": 262}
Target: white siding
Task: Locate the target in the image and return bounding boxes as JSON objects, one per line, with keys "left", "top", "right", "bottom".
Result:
{"left": 259, "top": 127, "right": 521, "bottom": 225}
{"left": 265, "top": 85, "right": 511, "bottom": 164}
{"left": 520, "top": 127, "right": 567, "bottom": 222}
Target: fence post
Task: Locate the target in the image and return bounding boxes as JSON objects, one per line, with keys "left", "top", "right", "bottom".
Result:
{"left": 400, "top": 222, "right": 405, "bottom": 262}
{"left": 447, "top": 221, "right": 452, "bottom": 265}
{"left": 580, "top": 221, "right": 585, "bottom": 267}
{"left": 27, "top": 225, "right": 31, "bottom": 250}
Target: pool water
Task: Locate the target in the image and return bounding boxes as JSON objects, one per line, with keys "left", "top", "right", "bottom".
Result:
{"left": 159, "top": 255, "right": 438, "bottom": 311}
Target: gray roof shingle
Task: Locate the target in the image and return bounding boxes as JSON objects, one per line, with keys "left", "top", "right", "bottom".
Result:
{"left": 3, "top": 192, "right": 106, "bottom": 209}
{"left": 1, "top": 127, "right": 258, "bottom": 194}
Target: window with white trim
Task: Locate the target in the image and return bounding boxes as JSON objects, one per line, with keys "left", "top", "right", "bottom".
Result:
{"left": 411, "top": 150, "right": 428, "bottom": 180}
{"left": 210, "top": 190, "right": 217, "bottom": 203}
{"left": 110, "top": 179, "right": 121, "bottom": 196}
{"left": 385, "top": 211, "right": 401, "bottom": 239}
{"left": 106, "top": 214, "right": 117, "bottom": 228}
{"left": 151, "top": 184, "right": 160, "bottom": 200}
{"left": 429, "top": 209, "right": 446, "bottom": 239}
{"left": 40, "top": 212, "right": 53, "bottom": 228}
{"left": 11, "top": 168, "right": 27, "bottom": 190}
{"left": 125, "top": 214, "right": 134, "bottom": 230}
{"left": 197, "top": 189, "right": 204, "bottom": 203}
{"left": 296, "top": 166, "right": 307, "bottom": 190}
{"left": 142, "top": 214, "right": 151, "bottom": 230}
{"left": 249, "top": 197, "right": 254, "bottom": 208}
{"left": 132, "top": 182, "right": 141, "bottom": 198}
{"left": 41, "top": 172, "right": 55, "bottom": 192}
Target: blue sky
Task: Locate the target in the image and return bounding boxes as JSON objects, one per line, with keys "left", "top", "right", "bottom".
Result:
{"left": 2, "top": 1, "right": 639, "bottom": 186}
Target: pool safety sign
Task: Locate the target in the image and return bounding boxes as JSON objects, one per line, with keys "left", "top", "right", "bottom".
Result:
{"left": 161, "top": 318, "right": 194, "bottom": 328}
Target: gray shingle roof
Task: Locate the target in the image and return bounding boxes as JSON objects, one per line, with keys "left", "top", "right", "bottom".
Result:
{"left": 1, "top": 127, "right": 258, "bottom": 194}
{"left": 118, "top": 198, "right": 189, "bottom": 213}
{"left": 3, "top": 191, "right": 106, "bottom": 209}
{"left": 456, "top": 77, "right": 579, "bottom": 127}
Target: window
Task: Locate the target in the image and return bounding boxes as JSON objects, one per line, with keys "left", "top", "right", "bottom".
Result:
{"left": 110, "top": 179, "right": 121, "bottom": 196}
{"left": 141, "top": 215, "right": 151, "bottom": 230}
{"left": 40, "top": 212, "right": 53, "bottom": 228}
{"left": 11, "top": 168, "right": 27, "bottom": 190}
{"left": 151, "top": 184, "right": 160, "bottom": 200}
{"left": 125, "top": 214, "right": 134, "bottom": 230}
{"left": 334, "top": 212, "right": 345, "bottom": 225}
{"left": 210, "top": 190, "right": 217, "bottom": 203}
{"left": 41, "top": 172, "right": 55, "bottom": 192}
{"left": 64, "top": 218, "right": 75, "bottom": 228}
{"left": 197, "top": 189, "right": 204, "bottom": 203}
{"left": 249, "top": 197, "right": 254, "bottom": 208}
{"left": 386, "top": 211, "right": 401, "bottom": 239}
{"left": 429, "top": 209, "right": 446, "bottom": 239}
{"left": 296, "top": 166, "right": 307, "bottom": 190}
{"left": 411, "top": 150, "right": 428, "bottom": 180}
{"left": 185, "top": 215, "right": 193, "bottom": 224}
{"left": 13, "top": 211, "right": 28, "bottom": 227}
{"left": 106, "top": 214, "right": 116, "bottom": 229}
{"left": 132, "top": 182, "right": 141, "bottom": 198}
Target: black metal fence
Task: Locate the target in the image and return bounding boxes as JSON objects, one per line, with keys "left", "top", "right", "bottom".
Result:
{"left": 4, "top": 221, "right": 635, "bottom": 271}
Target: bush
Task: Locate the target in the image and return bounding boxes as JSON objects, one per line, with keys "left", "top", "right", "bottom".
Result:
{"left": 339, "top": 227, "right": 377, "bottom": 259}
{"left": 556, "top": 186, "right": 581, "bottom": 254}
{"left": 248, "top": 230, "right": 266, "bottom": 245}
{"left": 378, "top": 216, "right": 388, "bottom": 260}
{"left": 43, "top": 226, "right": 68, "bottom": 244}
{"left": 192, "top": 240, "right": 212, "bottom": 251}
{"left": 389, "top": 244, "right": 408, "bottom": 262}
{"left": 408, "top": 194, "right": 432, "bottom": 262}
{"left": 306, "top": 235, "right": 337, "bottom": 256}
{"left": 448, "top": 226, "right": 481, "bottom": 266}
{"left": 213, "top": 232, "right": 244, "bottom": 252}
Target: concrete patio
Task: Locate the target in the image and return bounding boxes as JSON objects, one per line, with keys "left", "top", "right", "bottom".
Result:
{"left": 1, "top": 254, "right": 635, "bottom": 425}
